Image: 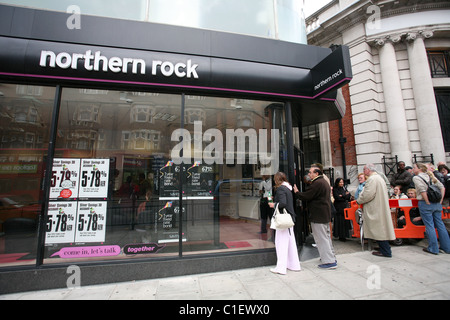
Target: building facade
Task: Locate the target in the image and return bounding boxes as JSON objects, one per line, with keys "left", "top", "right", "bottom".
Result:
{"left": 307, "top": 0, "right": 450, "bottom": 186}
{"left": 0, "top": 2, "right": 352, "bottom": 293}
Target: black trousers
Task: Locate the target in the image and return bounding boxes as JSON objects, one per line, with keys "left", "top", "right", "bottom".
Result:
{"left": 260, "top": 200, "right": 274, "bottom": 232}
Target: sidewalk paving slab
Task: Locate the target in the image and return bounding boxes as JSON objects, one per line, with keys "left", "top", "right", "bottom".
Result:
{"left": 1, "top": 244, "right": 450, "bottom": 300}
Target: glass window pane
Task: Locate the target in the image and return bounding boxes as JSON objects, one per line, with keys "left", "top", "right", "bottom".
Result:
{"left": 1, "top": 0, "right": 147, "bottom": 21}
{"left": 179, "top": 96, "right": 285, "bottom": 255}
{"left": 0, "top": 83, "right": 55, "bottom": 268}
{"left": 2, "top": 0, "right": 307, "bottom": 43}
{"left": 149, "top": 0, "right": 276, "bottom": 39}
{"left": 276, "top": 0, "right": 307, "bottom": 44}
{"left": 44, "top": 89, "right": 183, "bottom": 264}
{"left": 40, "top": 89, "right": 287, "bottom": 264}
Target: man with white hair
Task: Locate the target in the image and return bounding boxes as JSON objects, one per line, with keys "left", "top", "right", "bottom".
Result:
{"left": 356, "top": 164, "right": 396, "bottom": 257}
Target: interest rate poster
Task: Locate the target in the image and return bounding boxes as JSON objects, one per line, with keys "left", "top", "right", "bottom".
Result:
{"left": 78, "top": 159, "right": 110, "bottom": 198}
{"left": 49, "top": 158, "right": 81, "bottom": 199}
{"left": 47, "top": 158, "right": 110, "bottom": 244}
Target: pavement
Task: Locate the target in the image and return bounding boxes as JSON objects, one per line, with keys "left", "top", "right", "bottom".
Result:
{"left": 1, "top": 238, "right": 450, "bottom": 301}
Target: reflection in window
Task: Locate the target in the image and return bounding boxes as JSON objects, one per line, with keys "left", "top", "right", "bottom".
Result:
{"left": 72, "top": 105, "right": 100, "bottom": 123}
{"left": 67, "top": 130, "right": 97, "bottom": 150}
{"left": 130, "top": 129, "right": 160, "bottom": 150}
{"left": 237, "top": 112, "right": 255, "bottom": 128}
{"left": 185, "top": 108, "right": 205, "bottom": 124}
{"left": 38, "top": 88, "right": 287, "bottom": 265}
{"left": 16, "top": 85, "right": 43, "bottom": 96}
{"left": 153, "top": 111, "right": 177, "bottom": 122}
{"left": 0, "top": 83, "right": 54, "bottom": 268}
{"left": 131, "top": 105, "right": 154, "bottom": 123}
{"left": 13, "top": 106, "right": 39, "bottom": 124}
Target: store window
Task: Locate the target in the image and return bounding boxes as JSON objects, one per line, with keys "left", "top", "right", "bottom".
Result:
{"left": 41, "top": 88, "right": 284, "bottom": 264}
{"left": 0, "top": 83, "right": 55, "bottom": 267}
{"left": 180, "top": 96, "right": 284, "bottom": 255}
{"left": 43, "top": 89, "right": 183, "bottom": 263}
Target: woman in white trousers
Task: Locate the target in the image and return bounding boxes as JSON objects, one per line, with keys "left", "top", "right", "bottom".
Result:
{"left": 268, "top": 172, "right": 301, "bottom": 275}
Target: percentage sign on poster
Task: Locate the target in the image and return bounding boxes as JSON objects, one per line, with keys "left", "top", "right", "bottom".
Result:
{"left": 79, "top": 159, "right": 110, "bottom": 198}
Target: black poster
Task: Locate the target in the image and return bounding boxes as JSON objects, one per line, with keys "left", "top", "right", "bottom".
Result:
{"left": 185, "top": 162, "right": 215, "bottom": 197}
{"left": 159, "top": 161, "right": 215, "bottom": 198}
{"left": 159, "top": 161, "right": 180, "bottom": 198}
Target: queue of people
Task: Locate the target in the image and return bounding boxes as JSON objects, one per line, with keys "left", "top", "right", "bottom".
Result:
{"left": 266, "top": 160, "right": 450, "bottom": 273}
{"left": 266, "top": 164, "right": 337, "bottom": 272}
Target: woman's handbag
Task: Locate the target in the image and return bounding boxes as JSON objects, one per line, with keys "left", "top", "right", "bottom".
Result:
{"left": 270, "top": 203, "right": 295, "bottom": 230}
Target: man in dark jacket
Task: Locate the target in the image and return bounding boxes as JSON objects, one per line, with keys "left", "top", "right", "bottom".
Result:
{"left": 390, "top": 161, "right": 413, "bottom": 194}
{"left": 294, "top": 166, "right": 337, "bottom": 269}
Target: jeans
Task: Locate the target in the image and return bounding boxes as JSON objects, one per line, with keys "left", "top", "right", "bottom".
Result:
{"left": 377, "top": 240, "right": 392, "bottom": 257}
{"left": 418, "top": 200, "right": 450, "bottom": 254}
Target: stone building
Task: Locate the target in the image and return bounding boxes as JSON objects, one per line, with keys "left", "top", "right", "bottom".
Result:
{"left": 306, "top": 0, "right": 450, "bottom": 186}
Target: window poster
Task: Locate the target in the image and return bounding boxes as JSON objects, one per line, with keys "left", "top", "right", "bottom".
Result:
{"left": 75, "top": 201, "right": 107, "bottom": 243}
{"left": 45, "top": 201, "right": 77, "bottom": 244}
{"left": 159, "top": 160, "right": 180, "bottom": 198}
{"left": 159, "top": 160, "right": 215, "bottom": 198}
{"left": 185, "top": 161, "right": 214, "bottom": 197}
{"left": 46, "top": 158, "right": 110, "bottom": 245}
{"left": 78, "top": 159, "right": 110, "bottom": 198}
{"left": 49, "top": 158, "right": 81, "bottom": 199}
{"left": 157, "top": 199, "right": 186, "bottom": 244}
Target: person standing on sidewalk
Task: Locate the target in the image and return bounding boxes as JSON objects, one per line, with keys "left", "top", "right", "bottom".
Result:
{"left": 333, "top": 177, "right": 352, "bottom": 241}
{"left": 356, "top": 164, "right": 396, "bottom": 257}
{"left": 268, "top": 172, "right": 301, "bottom": 275}
{"left": 294, "top": 166, "right": 337, "bottom": 269}
{"left": 412, "top": 163, "right": 450, "bottom": 255}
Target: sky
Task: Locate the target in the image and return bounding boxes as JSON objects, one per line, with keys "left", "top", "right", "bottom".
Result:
{"left": 303, "top": 0, "right": 333, "bottom": 17}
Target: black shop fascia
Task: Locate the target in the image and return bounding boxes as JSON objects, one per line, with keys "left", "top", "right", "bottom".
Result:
{"left": 0, "top": 4, "right": 352, "bottom": 126}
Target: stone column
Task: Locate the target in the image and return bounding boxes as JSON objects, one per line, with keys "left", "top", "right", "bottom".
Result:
{"left": 375, "top": 36, "right": 412, "bottom": 164}
{"left": 406, "top": 31, "right": 446, "bottom": 163}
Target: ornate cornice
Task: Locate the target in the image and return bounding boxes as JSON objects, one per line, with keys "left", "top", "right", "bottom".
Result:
{"left": 370, "top": 29, "right": 434, "bottom": 47}
{"left": 372, "top": 33, "right": 404, "bottom": 47}
{"left": 405, "top": 30, "right": 434, "bottom": 42}
{"left": 307, "top": 0, "right": 450, "bottom": 47}
{"left": 306, "top": 0, "right": 450, "bottom": 25}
